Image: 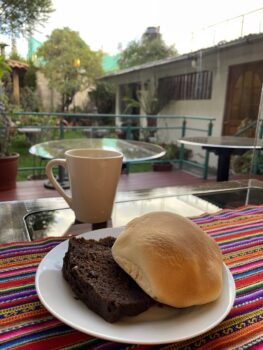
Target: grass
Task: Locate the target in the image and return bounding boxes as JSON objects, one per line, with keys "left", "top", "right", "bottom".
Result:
{"left": 11, "top": 135, "right": 43, "bottom": 181}
{"left": 129, "top": 162, "right": 153, "bottom": 172}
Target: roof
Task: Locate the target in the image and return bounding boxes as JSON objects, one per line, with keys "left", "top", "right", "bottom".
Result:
{"left": 99, "top": 32, "right": 263, "bottom": 80}
{"left": 7, "top": 59, "right": 29, "bottom": 70}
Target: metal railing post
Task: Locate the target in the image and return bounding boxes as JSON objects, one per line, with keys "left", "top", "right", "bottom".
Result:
{"left": 58, "top": 116, "right": 66, "bottom": 182}
{"left": 59, "top": 117, "right": 65, "bottom": 139}
{"left": 253, "top": 119, "right": 263, "bottom": 174}
{"left": 179, "top": 118, "right": 187, "bottom": 169}
{"left": 203, "top": 120, "right": 213, "bottom": 179}
{"left": 208, "top": 120, "right": 213, "bottom": 136}
{"left": 260, "top": 119, "right": 263, "bottom": 139}
{"left": 181, "top": 118, "right": 187, "bottom": 137}
{"left": 126, "top": 122, "right": 133, "bottom": 140}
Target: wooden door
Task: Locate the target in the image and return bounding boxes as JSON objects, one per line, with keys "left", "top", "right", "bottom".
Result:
{"left": 223, "top": 61, "right": 263, "bottom": 136}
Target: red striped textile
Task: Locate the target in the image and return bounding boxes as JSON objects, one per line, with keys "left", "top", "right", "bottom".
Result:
{"left": 0, "top": 205, "right": 262, "bottom": 349}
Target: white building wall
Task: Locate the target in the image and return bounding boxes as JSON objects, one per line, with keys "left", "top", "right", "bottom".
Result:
{"left": 36, "top": 72, "right": 61, "bottom": 112}
{"left": 105, "top": 37, "right": 263, "bottom": 170}
{"left": 36, "top": 72, "right": 93, "bottom": 112}
{"left": 155, "top": 41, "right": 263, "bottom": 168}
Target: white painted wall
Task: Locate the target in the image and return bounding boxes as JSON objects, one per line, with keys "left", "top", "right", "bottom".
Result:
{"left": 36, "top": 72, "right": 93, "bottom": 112}
{"left": 109, "top": 38, "right": 263, "bottom": 170}
{"left": 159, "top": 41, "right": 263, "bottom": 167}
{"left": 36, "top": 72, "right": 61, "bottom": 111}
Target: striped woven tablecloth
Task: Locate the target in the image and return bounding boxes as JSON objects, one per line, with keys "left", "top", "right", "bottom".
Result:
{"left": 0, "top": 205, "right": 263, "bottom": 350}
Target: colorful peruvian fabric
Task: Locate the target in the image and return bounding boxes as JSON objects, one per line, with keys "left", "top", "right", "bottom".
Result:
{"left": 0, "top": 205, "right": 263, "bottom": 349}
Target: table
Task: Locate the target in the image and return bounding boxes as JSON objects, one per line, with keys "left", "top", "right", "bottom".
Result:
{"left": 177, "top": 136, "right": 263, "bottom": 181}
{"left": 2, "top": 179, "right": 263, "bottom": 243}
{"left": 18, "top": 127, "right": 41, "bottom": 144}
{"left": 29, "top": 138, "right": 165, "bottom": 188}
{"left": 1, "top": 201, "right": 262, "bottom": 349}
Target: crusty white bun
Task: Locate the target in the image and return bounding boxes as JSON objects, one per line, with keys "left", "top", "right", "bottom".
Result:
{"left": 112, "top": 211, "right": 223, "bottom": 308}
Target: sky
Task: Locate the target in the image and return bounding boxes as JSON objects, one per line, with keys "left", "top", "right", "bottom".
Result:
{"left": 12, "top": 0, "right": 263, "bottom": 58}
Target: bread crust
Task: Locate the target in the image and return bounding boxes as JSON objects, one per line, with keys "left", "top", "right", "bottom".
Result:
{"left": 112, "top": 211, "right": 223, "bottom": 307}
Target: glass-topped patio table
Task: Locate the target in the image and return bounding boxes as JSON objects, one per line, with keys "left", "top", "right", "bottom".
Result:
{"left": 29, "top": 138, "right": 166, "bottom": 188}
{"left": 178, "top": 136, "right": 263, "bottom": 182}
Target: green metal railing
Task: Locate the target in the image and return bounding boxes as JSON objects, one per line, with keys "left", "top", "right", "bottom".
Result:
{"left": 178, "top": 117, "right": 214, "bottom": 179}
{"left": 12, "top": 112, "right": 216, "bottom": 178}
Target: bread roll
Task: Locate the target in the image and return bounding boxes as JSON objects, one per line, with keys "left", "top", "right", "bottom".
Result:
{"left": 112, "top": 211, "right": 223, "bottom": 308}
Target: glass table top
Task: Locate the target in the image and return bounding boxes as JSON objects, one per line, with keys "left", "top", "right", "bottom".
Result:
{"left": 178, "top": 136, "right": 263, "bottom": 149}
{"left": 23, "top": 182, "right": 263, "bottom": 241}
{"left": 29, "top": 138, "right": 166, "bottom": 162}
{"left": 24, "top": 193, "right": 220, "bottom": 240}
{"left": 196, "top": 187, "right": 263, "bottom": 208}
{"left": 1, "top": 179, "right": 263, "bottom": 243}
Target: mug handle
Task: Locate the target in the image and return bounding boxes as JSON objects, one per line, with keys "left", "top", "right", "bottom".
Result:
{"left": 46, "top": 159, "right": 72, "bottom": 206}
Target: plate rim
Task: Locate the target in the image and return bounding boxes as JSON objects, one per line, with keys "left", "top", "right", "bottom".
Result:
{"left": 35, "top": 226, "right": 236, "bottom": 345}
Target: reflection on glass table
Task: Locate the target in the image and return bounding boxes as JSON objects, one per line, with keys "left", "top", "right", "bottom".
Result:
{"left": 25, "top": 209, "right": 76, "bottom": 240}
{"left": 24, "top": 183, "right": 263, "bottom": 241}
{"left": 196, "top": 187, "right": 263, "bottom": 208}
{"left": 24, "top": 194, "right": 220, "bottom": 240}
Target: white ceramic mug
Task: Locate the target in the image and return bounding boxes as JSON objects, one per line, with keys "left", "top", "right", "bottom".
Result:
{"left": 46, "top": 148, "right": 123, "bottom": 223}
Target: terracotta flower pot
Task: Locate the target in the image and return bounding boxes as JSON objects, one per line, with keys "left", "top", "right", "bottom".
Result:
{"left": 0, "top": 153, "right": 19, "bottom": 191}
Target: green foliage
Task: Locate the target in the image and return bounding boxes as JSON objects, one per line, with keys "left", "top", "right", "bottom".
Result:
{"left": 123, "top": 78, "right": 167, "bottom": 116}
{"left": 23, "top": 62, "right": 38, "bottom": 89}
{"left": 20, "top": 87, "right": 42, "bottom": 112}
{"left": 231, "top": 151, "right": 253, "bottom": 175}
{"left": 2, "top": 58, "right": 41, "bottom": 111}
{"left": 0, "top": 55, "right": 11, "bottom": 78}
{"left": 129, "top": 162, "right": 153, "bottom": 173}
{"left": 160, "top": 143, "right": 192, "bottom": 161}
{"left": 89, "top": 82, "right": 115, "bottom": 114}
{"left": 37, "top": 27, "right": 103, "bottom": 112}
{"left": 118, "top": 29, "right": 177, "bottom": 114}
{"left": 0, "top": 0, "right": 53, "bottom": 36}
{"left": 1, "top": 72, "right": 12, "bottom": 104}
{"left": 8, "top": 51, "right": 26, "bottom": 62}
{"left": 230, "top": 118, "right": 257, "bottom": 174}
{"left": 161, "top": 143, "right": 179, "bottom": 160}
{"left": 0, "top": 58, "right": 15, "bottom": 156}
{"left": 137, "top": 82, "right": 159, "bottom": 115}
{"left": 118, "top": 29, "right": 177, "bottom": 69}
{"left": 0, "top": 99, "right": 15, "bottom": 156}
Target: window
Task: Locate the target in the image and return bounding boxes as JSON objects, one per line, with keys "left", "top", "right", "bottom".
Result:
{"left": 159, "top": 71, "right": 213, "bottom": 100}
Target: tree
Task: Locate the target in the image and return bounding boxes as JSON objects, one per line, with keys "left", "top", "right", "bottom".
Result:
{"left": 37, "top": 27, "right": 103, "bottom": 111}
{"left": 0, "top": 0, "right": 53, "bottom": 36}
{"left": 89, "top": 81, "right": 115, "bottom": 114}
{"left": 118, "top": 27, "right": 177, "bottom": 69}
{"left": 0, "top": 55, "right": 10, "bottom": 78}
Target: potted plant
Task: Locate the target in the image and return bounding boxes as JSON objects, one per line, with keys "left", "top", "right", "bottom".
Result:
{"left": 0, "top": 100, "right": 19, "bottom": 190}
{"left": 0, "top": 56, "right": 19, "bottom": 190}
{"left": 153, "top": 143, "right": 178, "bottom": 171}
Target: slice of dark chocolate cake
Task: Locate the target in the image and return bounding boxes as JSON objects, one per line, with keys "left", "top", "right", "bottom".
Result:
{"left": 62, "top": 236, "right": 155, "bottom": 322}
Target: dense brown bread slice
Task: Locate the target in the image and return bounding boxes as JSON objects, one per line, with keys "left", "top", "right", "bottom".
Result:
{"left": 62, "top": 236, "right": 155, "bottom": 322}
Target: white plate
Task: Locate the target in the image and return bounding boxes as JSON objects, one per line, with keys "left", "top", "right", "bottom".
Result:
{"left": 35, "top": 227, "right": 236, "bottom": 345}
